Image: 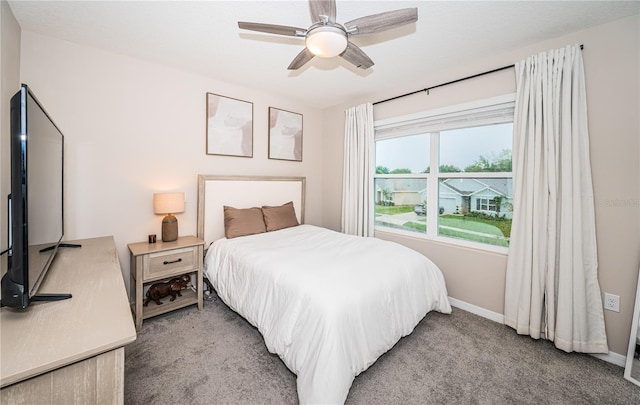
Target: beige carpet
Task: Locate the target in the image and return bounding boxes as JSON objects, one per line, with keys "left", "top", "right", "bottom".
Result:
{"left": 125, "top": 294, "right": 640, "bottom": 404}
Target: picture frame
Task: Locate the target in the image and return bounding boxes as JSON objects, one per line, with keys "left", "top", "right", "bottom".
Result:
{"left": 206, "top": 93, "right": 253, "bottom": 157}
{"left": 268, "top": 107, "right": 303, "bottom": 162}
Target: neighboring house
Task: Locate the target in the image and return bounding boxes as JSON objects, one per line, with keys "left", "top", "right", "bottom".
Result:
{"left": 375, "top": 177, "right": 512, "bottom": 218}
{"left": 374, "top": 178, "right": 426, "bottom": 206}
{"left": 440, "top": 178, "right": 512, "bottom": 218}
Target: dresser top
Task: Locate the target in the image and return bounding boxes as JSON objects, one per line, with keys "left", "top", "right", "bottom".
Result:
{"left": 1, "top": 236, "right": 137, "bottom": 388}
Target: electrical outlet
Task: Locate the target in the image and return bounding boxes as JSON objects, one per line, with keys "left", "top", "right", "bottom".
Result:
{"left": 604, "top": 293, "right": 620, "bottom": 312}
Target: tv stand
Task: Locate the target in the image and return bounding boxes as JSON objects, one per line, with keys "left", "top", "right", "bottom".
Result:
{"left": 30, "top": 292, "right": 72, "bottom": 302}
{"left": 39, "top": 242, "right": 82, "bottom": 253}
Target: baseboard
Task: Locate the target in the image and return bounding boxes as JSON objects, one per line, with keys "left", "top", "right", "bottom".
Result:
{"left": 591, "top": 351, "right": 627, "bottom": 367}
{"left": 448, "top": 297, "right": 505, "bottom": 324}
{"left": 447, "top": 296, "right": 627, "bottom": 367}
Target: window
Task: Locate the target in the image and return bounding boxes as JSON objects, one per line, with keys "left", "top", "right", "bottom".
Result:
{"left": 373, "top": 95, "right": 514, "bottom": 250}
{"left": 476, "top": 198, "right": 496, "bottom": 212}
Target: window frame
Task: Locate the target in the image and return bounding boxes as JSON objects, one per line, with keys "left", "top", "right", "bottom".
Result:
{"left": 373, "top": 94, "right": 515, "bottom": 254}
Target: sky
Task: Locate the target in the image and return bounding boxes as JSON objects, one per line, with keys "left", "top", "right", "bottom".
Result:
{"left": 375, "top": 123, "right": 513, "bottom": 173}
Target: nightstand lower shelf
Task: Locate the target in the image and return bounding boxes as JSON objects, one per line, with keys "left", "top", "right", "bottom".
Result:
{"left": 141, "top": 288, "right": 198, "bottom": 320}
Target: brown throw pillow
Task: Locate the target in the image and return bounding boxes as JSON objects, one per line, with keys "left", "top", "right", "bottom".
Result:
{"left": 262, "top": 201, "right": 299, "bottom": 232}
{"left": 223, "top": 206, "right": 267, "bottom": 239}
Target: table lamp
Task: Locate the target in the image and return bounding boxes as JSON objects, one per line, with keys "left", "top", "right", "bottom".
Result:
{"left": 153, "top": 192, "right": 185, "bottom": 242}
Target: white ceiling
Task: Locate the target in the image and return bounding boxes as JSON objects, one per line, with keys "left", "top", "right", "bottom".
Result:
{"left": 7, "top": 1, "right": 640, "bottom": 109}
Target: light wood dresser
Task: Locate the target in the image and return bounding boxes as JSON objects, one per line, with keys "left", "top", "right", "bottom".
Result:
{"left": 0, "top": 236, "right": 137, "bottom": 404}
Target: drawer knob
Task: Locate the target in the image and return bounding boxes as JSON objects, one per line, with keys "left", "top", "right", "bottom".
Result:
{"left": 163, "top": 258, "right": 183, "bottom": 265}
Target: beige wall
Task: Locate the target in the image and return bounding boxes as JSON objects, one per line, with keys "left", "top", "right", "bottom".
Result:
{"left": 18, "top": 31, "right": 325, "bottom": 293}
{"left": 8, "top": 8, "right": 639, "bottom": 358}
{"left": 322, "top": 15, "right": 640, "bottom": 356}
{"left": 0, "top": 1, "right": 21, "bottom": 275}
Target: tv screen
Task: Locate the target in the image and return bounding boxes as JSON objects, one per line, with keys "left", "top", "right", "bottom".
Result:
{"left": 1, "top": 84, "right": 65, "bottom": 308}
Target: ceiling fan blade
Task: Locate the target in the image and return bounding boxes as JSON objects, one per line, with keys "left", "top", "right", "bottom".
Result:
{"left": 238, "top": 22, "right": 306, "bottom": 37}
{"left": 288, "top": 48, "right": 315, "bottom": 70}
{"left": 341, "top": 42, "right": 374, "bottom": 69}
{"left": 344, "top": 8, "right": 418, "bottom": 36}
{"left": 309, "top": 0, "right": 337, "bottom": 23}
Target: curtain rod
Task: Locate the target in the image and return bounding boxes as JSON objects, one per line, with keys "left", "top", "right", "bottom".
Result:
{"left": 373, "top": 44, "right": 584, "bottom": 106}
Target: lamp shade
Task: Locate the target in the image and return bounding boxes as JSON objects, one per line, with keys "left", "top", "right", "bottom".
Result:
{"left": 305, "top": 25, "right": 347, "bottom": 58}
{"left": 153, "top": 192, "right": 185, "bottom": 215}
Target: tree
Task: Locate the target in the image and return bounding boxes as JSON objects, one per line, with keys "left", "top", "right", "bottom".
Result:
{"left": 439, "top": 164, "right": 462, "bottom": 173}
{"left": 464, "top": 149, "right": 512, "bottom": 172}
{"left": 493, "top": 196, "right": 503, "bottom": 216}
{"left": 464, "top": 156, "right": 491, "bottom": 172}
{"left": 376, "top": 166, "right": 390, "bottom": 174}
{"left": 382, "top": 188, "right": 392, "bottom": 203}
{"left": 390, "top": 168, "right": 412, "bottom": 174}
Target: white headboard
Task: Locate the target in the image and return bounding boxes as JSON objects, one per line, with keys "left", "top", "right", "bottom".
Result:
{"left": 197, "top": 175, "right": 306, "bottom": 246}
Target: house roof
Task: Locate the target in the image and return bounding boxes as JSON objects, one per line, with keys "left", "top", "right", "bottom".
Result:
{"left": 441, "top": 178, "right": 512, "bottom": 197}
{"left": 375, "top": 178, "right": 425, "bottom": 194}
{"left": 376, "top": 177, "right": 512, "bottom": 198}
{"left": 478, "top": 178, "right": 512, "bottom": 196}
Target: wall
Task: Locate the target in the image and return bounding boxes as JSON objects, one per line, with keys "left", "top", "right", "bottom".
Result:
{"left": 322, "top": 15, "right": 640, "bottom": 356}
{"left": 11, "top": 7, "right": 639, "bottom": 359}
{"left": 18, "top": 31, "right": 325, "bottom": 293}
{"left": 0, "top": 0, "right": 21, "bottom": 276}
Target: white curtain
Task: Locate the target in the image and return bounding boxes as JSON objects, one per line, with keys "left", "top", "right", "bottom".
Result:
{"left": 504, "top": 45, "right": 608, "bottom": 353}
{"left": 341, "top": 103, "right": 374, "bottom": 237}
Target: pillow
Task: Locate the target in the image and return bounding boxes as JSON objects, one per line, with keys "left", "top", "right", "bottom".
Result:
{"left": 223, "top": 206, "right": 266, "bottom": 239}
{"left": 262, "top": 201, "right": 299, "bottom": 232}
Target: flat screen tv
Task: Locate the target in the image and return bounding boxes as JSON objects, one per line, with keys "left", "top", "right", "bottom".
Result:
{"left": 1, "top": 84, "right": 73, "bottom": 309}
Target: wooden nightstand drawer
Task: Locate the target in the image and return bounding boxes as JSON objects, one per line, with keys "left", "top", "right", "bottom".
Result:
{"left": 142, "top": 246, "right": 198, "bottom": 281}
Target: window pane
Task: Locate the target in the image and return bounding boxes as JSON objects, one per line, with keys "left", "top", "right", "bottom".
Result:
{"left": 438, "top": 178, "right": 512, "bottom": 247}
{"left": 439, "top": 123, "right": 512, "bottom": 172}
{"left": 374, "top": 177, "right": 427, "bottom": 234}
{"left": 376, "top": 133, "right": 429, "bottom": 174}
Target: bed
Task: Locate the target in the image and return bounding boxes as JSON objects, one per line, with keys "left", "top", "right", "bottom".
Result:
{"left": 197, "top": 175, "right": 451, "bottom": 404}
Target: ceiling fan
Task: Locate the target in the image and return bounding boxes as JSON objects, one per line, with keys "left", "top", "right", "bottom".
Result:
{"left": 238, "top": 0, "right": 418, "bottom": 70}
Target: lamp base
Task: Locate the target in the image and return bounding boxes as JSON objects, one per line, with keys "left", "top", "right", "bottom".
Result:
{"left": 162, "top": 214, "right": 178, "bottom": 242}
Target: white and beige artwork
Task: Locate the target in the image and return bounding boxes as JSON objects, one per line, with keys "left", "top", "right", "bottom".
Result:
{"left": 268, "top": 107, "right": 302, "bottom": 161}
{"left": 207, "top": 93, "right": 253, "bottom": 157}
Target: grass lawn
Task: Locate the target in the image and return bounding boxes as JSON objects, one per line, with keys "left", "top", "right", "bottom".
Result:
{"left": 394, "top": 214, "right": 511, "bottom": 247}
{"left": 439, "top": 216, "right": 505, "bottom": 236}
{"left": 375, "top": 205, "right": 414, "bottom": 215}
{"left": 404, "top": 222, "right": 426, "bottom": 232}
{"left": 439, "top": 214, "right": 510, "bottom": 247}
{"left": 438, "top": 228, "right": 509, "bottom": 247}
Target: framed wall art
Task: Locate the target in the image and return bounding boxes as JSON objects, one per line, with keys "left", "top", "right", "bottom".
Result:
{"left": 268, "top": 107, "right": 303, "bottom": 162}
{"left": 206, "top": 93, "right": 253, "bottom": 157}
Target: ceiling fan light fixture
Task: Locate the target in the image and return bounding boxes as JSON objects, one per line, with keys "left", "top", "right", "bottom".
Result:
{"left": 305, "top": 25, "right": 347, "bottom": 58}
{"left": 238, "top": 1, "right": 419, "bottom": 70}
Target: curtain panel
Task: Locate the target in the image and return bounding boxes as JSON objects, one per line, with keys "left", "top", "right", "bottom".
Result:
{"left": 504, "top": 44, "right": 608, "bottom": 353}
{"left": 341, "top": 103, "right": 374, "bottom": 237}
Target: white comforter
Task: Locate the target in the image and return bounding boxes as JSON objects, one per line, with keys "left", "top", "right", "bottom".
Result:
{"left": 204, "top": 225, "right": 451, "bottom": 404}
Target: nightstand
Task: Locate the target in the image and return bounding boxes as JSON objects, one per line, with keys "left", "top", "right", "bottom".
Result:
{"left": 128, "top": 235, "right": 204, "bottom": 330}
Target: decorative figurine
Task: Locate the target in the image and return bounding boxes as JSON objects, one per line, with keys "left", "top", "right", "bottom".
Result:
{"left": 143, "top": 274, "right": 191, "bottom": 306}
